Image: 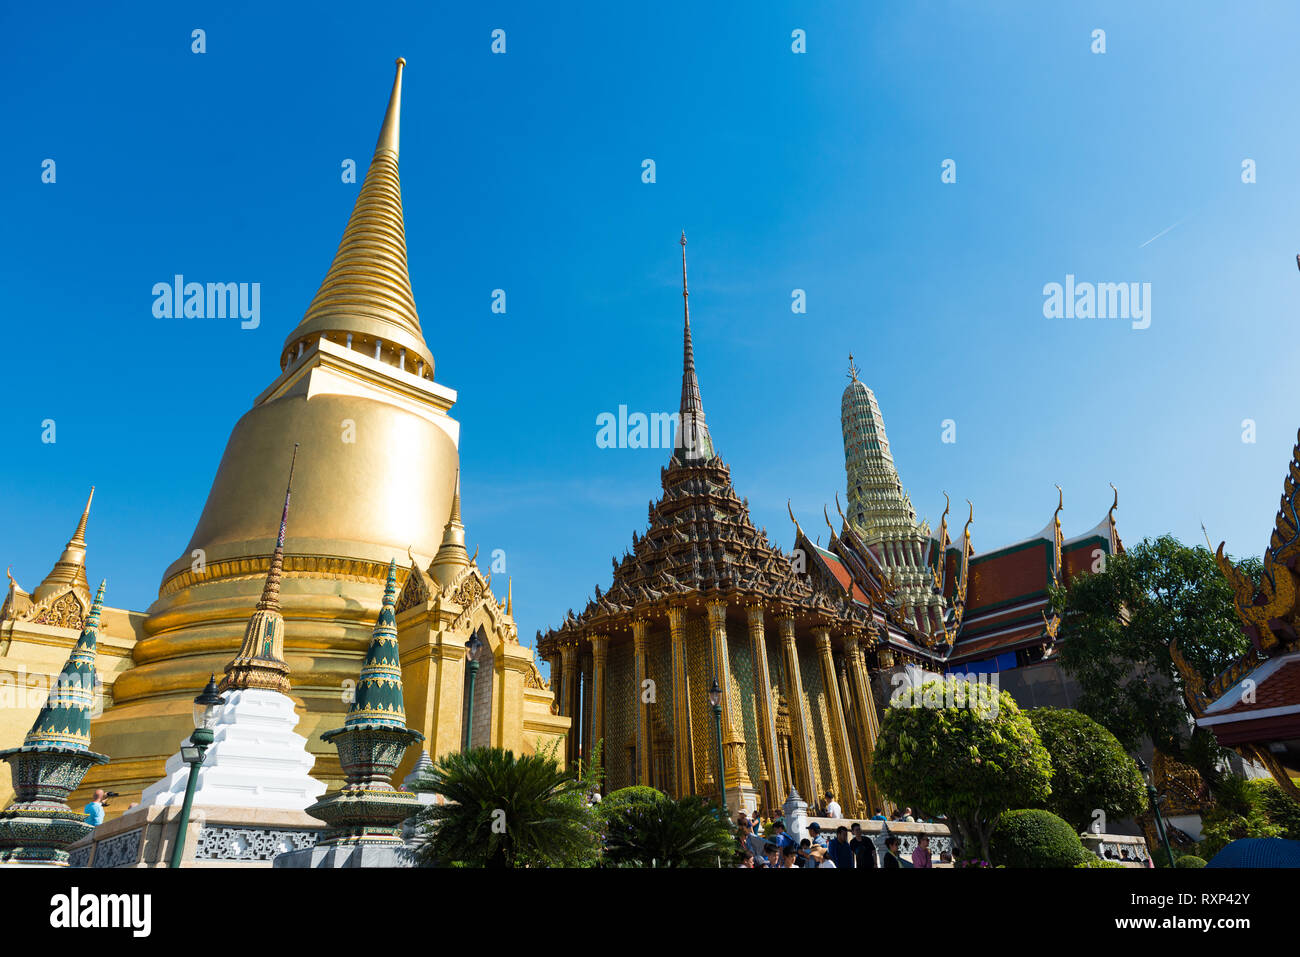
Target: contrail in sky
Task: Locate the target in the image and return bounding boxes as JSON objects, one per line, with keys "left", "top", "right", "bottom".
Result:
{"left": 1139, "top": 215, "right": 1191, "bottom": 248}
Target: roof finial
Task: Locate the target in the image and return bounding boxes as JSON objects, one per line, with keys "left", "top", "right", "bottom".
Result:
{"left": 674, "top": 232, "right": 714, "bottom": 464}
{"left": 376, "top": 57, "right": 405, "bottom": 157}
{"left": 847, "top": 353, "right": 860, "bottom": 382}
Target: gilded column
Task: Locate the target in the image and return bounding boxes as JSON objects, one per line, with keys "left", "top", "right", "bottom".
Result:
{"left": 814, "top": 627, "right": 862, "bottom": 816}
{"left": 706, "top": 598, "right": 750, "bottom": 791}
{"left": 778, "top": 612, "right": 818, "bottom": 802}
{"left": 666, "top": 605, "right": 693, "bottom": 797}
{"left": 631, "top": 619, "right": 652, "bottom": 786}
{"left": 560, "top": 641, "right": 578, "bottom": 767}
{"left": 845, "top": 634, "right": 884, "bottom": 813}
{"left": 590, "top": 634, "right": 608, "bottom": 779}
{"left": 580, "top": 651, "right": 593, "bottom": 772}
{"left": 745, "top": 601, "right": 782, "bottom": 809}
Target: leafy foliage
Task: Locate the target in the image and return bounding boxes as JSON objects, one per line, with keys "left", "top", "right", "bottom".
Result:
{"left": 990, "top": 809, "right": 1088, "bottom": 868}
{"left": 1249, "top": 778, "right": 1300, "bottom": 840}
{"left": 1027, "top": 708, "right": 1146, "bottom": 832}
{"left": 1050, "top": 535, "right": 1257, "bottom": 787}
{"left": 1075, "top": 856, "right": 1126, "bottom": 868}
{"left": 601, "top": 793, "right": 735, "bottom": 868}
{"left": 410, "top": 746, "right": 602, "bottom": 868}
{"left": 872, "top": 678, "right": 1052, "bottom": 861}
{"left": 597, "top": 785, "right": 666, "bottom": 823}
{"left": 1174, "top": 854, "right": 1207, "bottom": 868}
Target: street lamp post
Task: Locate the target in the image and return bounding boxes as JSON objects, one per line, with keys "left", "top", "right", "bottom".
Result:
{"left": 1137, "top": 757, "right": 1176, "bottom": 868}
{"left": 463, "top": 635, "right": 484, "bottom": 751}
{"left": 169, "top": 675, "right": 225, "bottom": 869}
{"left": 708, "top": 677, "right": 726, "bottom": 822}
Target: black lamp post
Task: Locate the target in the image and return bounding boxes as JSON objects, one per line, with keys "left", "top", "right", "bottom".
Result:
{"left": 463, "top": 635, "right": 484, "bottom": 751}
{"left": 1136, "top": 756, "right": 1176, "bottom": 867}
{"left": 708, "top": 677, "right": 726, "bottom": 821}
{"left": 169, "top": 674, "right": 224, "bottom": 869}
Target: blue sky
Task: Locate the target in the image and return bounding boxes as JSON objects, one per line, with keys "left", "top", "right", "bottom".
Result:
{"left": 3, "top": 2, "right": 1299, "bottom": 673}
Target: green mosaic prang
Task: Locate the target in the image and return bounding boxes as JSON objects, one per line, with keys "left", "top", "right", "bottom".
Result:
{"left": 345, "top": 559, "right": 407, "bottom": 729}
{"left": 23, "top": 581, "right": 104, "bottom": 752}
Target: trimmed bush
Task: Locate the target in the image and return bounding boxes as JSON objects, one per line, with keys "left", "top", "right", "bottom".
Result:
{"left": 1076, "top": 856, "right": 1125, "bottom": 868}
{"left": 1174, "top": 854, "right": 1207, "bottom": 868}
{"left": 1026, "top": 708, "right": 1146, "bottom": 832}
{"left": 990, "top": 809, "right": 1088, "bottom": 868}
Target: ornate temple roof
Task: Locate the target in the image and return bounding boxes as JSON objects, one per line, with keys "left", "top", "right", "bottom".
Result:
{"left": 1171, "top": 429, "right": 1300, "bottom": 799}
{"left": 542, "top": 240, "right": 869, "bottom": 644}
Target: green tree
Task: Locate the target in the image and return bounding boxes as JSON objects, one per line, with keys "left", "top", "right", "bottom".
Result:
{"left": 601, "top": 793, "right": 735, "bottom": 868}
{"left": 1027, "top": 708, "right": 1146, "bottom": 832}
{"left": 872, "top": 678, "right": 1052, "bottom": 861}
{"left": 1049, "top": 535, "right": 1258, "bottom": 787}
{"left": 1249, "top": 778, "right": 1300, "bottom": 839}
{"left": 410, "top": 746, "right": 602, "bottom": 868}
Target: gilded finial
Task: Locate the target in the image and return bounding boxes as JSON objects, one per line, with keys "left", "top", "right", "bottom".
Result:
{"left": 1201, "top": 521, "right": 1214, "bottom": 551}
{"left": 847, "top": 353, "right": 860, "bottom": 382}
{"left": 1054, "top": 484, "right": 1064, "bottom": 522}
{"left": 506, "top": 577, "right": 513, "bottom": 617}
{"left": 787, "top": 500, "right": 803, "bottom": 534}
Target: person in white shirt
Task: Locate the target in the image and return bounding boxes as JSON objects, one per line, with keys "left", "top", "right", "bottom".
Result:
{"left": 824, "top": 792, "right": 842, "bottom": 818}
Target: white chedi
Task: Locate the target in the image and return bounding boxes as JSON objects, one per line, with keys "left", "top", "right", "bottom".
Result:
{"left": 140, "top": 688, "right": 325, "bottom": 811}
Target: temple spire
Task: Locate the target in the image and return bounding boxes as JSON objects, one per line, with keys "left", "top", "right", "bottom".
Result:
{"left": 284, "top": 57, "right": 434, "bottom": 378}
{"left": 673, "top": 232, "right": 715, "bottom": 465}
{"left": 258, "top": 444, "right": 298, "bottom": 612}
{"left": 222, "top": 447, "right": 299, "bottom": 693}
{"left": 34, "top": 486, "right": 95, "bottom": 602}
{"left": 431, "top": 471, "right": 470, "bottom": 588}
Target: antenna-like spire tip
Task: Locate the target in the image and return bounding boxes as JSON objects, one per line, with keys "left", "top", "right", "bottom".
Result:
{"left": 396, "top": 57, "right": 406, "bottom": 68}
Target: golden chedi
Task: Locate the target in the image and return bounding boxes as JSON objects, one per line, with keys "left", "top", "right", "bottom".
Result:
{"left": 81, "top": 59, "right": 468, "bottom": 804}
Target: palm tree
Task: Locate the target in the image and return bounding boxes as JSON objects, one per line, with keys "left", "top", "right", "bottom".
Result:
{"left": 602, "top": 794, "right": 736, "bottom": 868}
{"left": 410, "top": 746, "right": 601, "bottom": 868}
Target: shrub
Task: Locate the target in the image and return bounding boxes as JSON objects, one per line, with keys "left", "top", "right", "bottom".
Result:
{"left": 602, "top": 794, "right": 734, "bottom": 867}
{"left": 1026, "top": 708, "right": 1146, "bottom": 832}
{"left": 1174, "top": 854, "right": 1207, "bottom": 868}
{"left": 1076, "top": 856, "right": 1125, "bottom": 868}
{"left": 990, "top": 809, "right": 1087, "bottom": 868}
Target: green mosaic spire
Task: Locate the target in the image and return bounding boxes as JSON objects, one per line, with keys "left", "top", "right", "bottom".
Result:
{"left": 24, "top": 581, "right": 104, "bottom": 751}
{"left": 345, "top": 559, "right": 406, "bottom": 728}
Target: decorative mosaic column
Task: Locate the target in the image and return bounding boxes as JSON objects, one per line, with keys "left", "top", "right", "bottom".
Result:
{"left": 706, "top": 599, "right": 750, "bottom": 792}
{"left": 814, "top": 627, "right": 862, "bottom": 816}
{"left": 590, "top": 634, "right": 608, "bottom": 782}
{"left": 666, "top": 605, "right": 692, "bottom": 797}
{"left": 560, "top": 642, "right": 579, "bottom": 767}
{"left": 745, "top": 601, "right": 783, "bottom": 810}
{"left": 580, "top": 651, "right": 593, "bottom": 771}
{"left": 845, "top": 634, "right": 884, "bottom": 813}
{"left": 777, "top": 613, "right": 818, "bottom": 803}
{"left": 631, "top": 619, "right": 652, "bottom": 786}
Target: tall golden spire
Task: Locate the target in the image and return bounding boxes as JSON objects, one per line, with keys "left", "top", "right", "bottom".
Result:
{"left": 222, "top": 446, "right": 299, "bottom": 693}
{"left": 674, "top": 232, "right": 715, "bottom": 464}
{"left": 284, "top": 57, "right": 435, "bottom": 376}
{"left": 33, "top": 487, "right": 94, "bottom": 603}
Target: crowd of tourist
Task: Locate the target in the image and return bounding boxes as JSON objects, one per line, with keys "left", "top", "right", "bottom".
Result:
{"left": 734, "top": 792, "right": 950, "bottom": 869}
